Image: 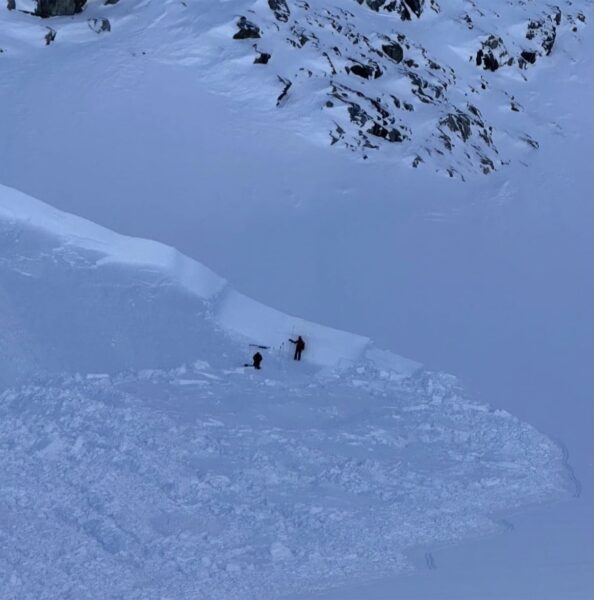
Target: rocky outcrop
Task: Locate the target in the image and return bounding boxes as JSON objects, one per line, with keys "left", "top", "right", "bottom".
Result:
{"left": 382, "top": 42, "right": 404, "bottom": 64}
{"left": 233, "top": 17, "right": 261, "bottom": 40}
{"left": 475, "top": 36, "right": 514, "bottom": 72}
{"left": 36, "top": 0, "right": 86, "bottom": 17}
{"left": 268, "top": 0, "right": 290, "bottom": 23}
{"left": 526, "top": 12, "right": 559, "bottom": 57}
{"left": 4, "top": 0, "right": 587, "bottom": 179}
{"left": 355, "top": 0, "right": 431, "bottom": 21}
{"left": 325, "top": 82, "right": 411, "bottom": 153}
{"left": 346, "top": 60, "right": 383, "bottom": 80}
{"left": 254, "top": 49, "right": 271, "bottom": 65}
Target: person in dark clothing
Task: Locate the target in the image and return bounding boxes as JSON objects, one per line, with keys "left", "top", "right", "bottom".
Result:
{"left": 289, "top": 336, "right": 305, "bottom": 361}
{"left": 252, "top": 352, "right": 263, "bottom": 369}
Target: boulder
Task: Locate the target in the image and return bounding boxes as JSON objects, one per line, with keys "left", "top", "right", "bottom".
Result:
{"left": 35, "top": 0, "right": 86, "bottom": 17}
{"left": 233, "top": 17, "right": 261, "bottom": 40}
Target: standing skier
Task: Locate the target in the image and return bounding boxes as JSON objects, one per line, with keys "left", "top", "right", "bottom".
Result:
{"left": 289, "top": 335, "right": 305, "bottom": 361}
{"left": 252, "top": 351, "right": 263, "bottom": 370}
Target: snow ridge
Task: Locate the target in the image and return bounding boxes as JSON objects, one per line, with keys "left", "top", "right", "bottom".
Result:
{"left": 0, "top": 183, "right": 412, "bottom": 373}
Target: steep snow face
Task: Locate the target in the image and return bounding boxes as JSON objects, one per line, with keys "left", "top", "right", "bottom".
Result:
{"left": 0, "top": 0, "right": 589, "bottom": 178}
{"left": 0, "top": 187, "right": 572, "bottom": 600}
{"left": 0, "top": 183, "right": 415, "bottom": 383}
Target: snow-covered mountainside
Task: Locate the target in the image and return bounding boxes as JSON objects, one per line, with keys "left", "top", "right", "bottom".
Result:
{"left": 0, "top": 1, "right": 591, "bottom": 598}
{"left": 0, "top": 184, "right": 572, "bottom": 599}
{"left": 0, "top": 0, "right": 590, "bottom": 178}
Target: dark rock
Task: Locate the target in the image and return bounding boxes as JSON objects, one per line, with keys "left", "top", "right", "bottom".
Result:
{"left": 481, "top": 156, "right": 495, "bottom": 174}
{"left": 254, "top": 51, "right": 271, "bottom": 64}
{"left": 347, "top": 62, "right": 382, "bottom": 79}
{"left": 541, "top": 30, "right": 556, "bottom": 55}
{"left": 104, "top": 0, "right": 119, "bottom": 4}
{"left": 475, "top": 35, "right": 511, "bottom": 72}
{"left": 233, "top": 17, "right": 261, "bottom": 40}
{"left": 44, "top": 27, "right": 56, "bottom": 45}
{"left": 382, "top": 42, "right": 403, "bottom": 63}
{"left": 483, "top": 54, "right": 499, "bottom": 71}
{"left": 355, "top": 0, "right": 426, "bottom": 21}
{"left": 330, "top": 124, "right": 345, "bottom": 145}
{"left": 7, "top": 0, "right": 16, "bottom": 10}
{"left": 521, "top": 50, "right": 537, "bottom": 64}
{"left": 347, "top": 103, "right": 368, "bottom": 127}
{"left": 268, "top": 0, "right": 290, "bottom": 23}
{"left": 88, "top": 18, "right": 111, "bottom": 33}
{"left": 36, "top": 0, "right": 86, "bottom": 18}
{"left": 526, "top": 18, "right": 557, "bottom": 56}
{"left": 368, "top": 122, "right": 404, "bottom": 142}
{"left": 510, "top": 97, "right": 521, "bottom": 112}
{"left": 288, "top": 25, "right": 310, "bottom": 48}
{"left": 276, "top": 76, "right": 292, "bottom": 106}
{"left": 441, "top": 111, "right": 472, "bottom": 142}
{"left": 407, "top": 71, "right": 443, "bottom": 104}
{"left": 404, "top": 0, "right": 423, "bottom": 18}
{"left": 520, "top": 135, "right": 539, "bottom": 149}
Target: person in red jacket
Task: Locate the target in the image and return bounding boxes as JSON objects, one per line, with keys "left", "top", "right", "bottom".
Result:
{"left": 289, "top": 336, "right": 305, "bottom": 361}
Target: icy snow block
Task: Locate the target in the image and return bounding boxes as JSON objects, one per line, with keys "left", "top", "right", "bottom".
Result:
{"left": 0, "top": 185, "right": 226, "bottom": 300}
{"left": 216, "top": 290, "right": 369, "bottom": 368}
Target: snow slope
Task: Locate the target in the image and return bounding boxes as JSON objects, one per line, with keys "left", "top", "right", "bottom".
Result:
{"left": 0, "top": 0, "right": 591, "bottom": 598}
{"left": 0, "top": 183, "right": 414, "bottom": 377}
{"left": 0, "top": 185, "right": 573, "bottom": 599}
{"left": 2, "top": 0, "right": 590, "bottom": 177}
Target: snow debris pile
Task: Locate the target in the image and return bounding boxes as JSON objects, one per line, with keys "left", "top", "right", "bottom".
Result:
{"left": 1, "top": 0, "right": 589, "bottom": 178}
{"left": 0, "top": 184, "right": 574, "bottom": 599}
{"left": 0, "top": 364, "right": 569, "bottom": 600}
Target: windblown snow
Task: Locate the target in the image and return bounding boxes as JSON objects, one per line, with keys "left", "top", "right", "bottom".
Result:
{"left": 0, "top": 184, "right": 572, "bottom": 599}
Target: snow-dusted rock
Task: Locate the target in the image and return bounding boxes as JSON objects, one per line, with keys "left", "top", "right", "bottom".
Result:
{"left": 0, "top": 0, "right": 590, "bottom": 177}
